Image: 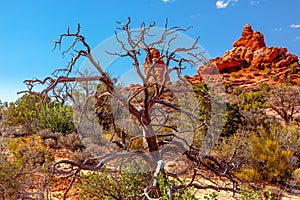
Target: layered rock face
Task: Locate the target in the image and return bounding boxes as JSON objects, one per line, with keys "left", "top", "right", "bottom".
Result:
{"left": 212, "top": 24, "right": 299, "bottom": 73}
{"left": 144, "top": 48, "right": 170, "bottom": 83}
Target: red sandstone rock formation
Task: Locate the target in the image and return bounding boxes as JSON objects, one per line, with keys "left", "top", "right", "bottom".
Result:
{"left": 233, "top": 24, "right": 266, "bottom": 51}
{"left": 183, "top": 24, "right": 300, "bottom": 89}
{"left": 212, "top": 24, "right": 299, "bottom": 73}
{"left": 144, "top": 48, "right": 170, "bottom": 83}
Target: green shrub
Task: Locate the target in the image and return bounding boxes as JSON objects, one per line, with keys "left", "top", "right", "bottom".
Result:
{"left": 156, "top": 172, "right": 197, "bottom": 199}
{"left": 6, "top": 135, "right": 54, "bottom": 168}
{"left": 292, "top": 168, "right": 300, "bottom": 184}
{"left": 240, "top": 186, "right": 283, "bottom": 200}
{"left": 224, "top": 82, "right": 233, "bottom": 93}
{"left": 221, "top": 103, "right": 242, "bottom": 137}
{"left": 78, "top": 160, "right": 197, "bottom": 199}
{"left": 259, "top": 83, "right": 271, "bottom": 92}
{"left": 264, "top": 67, "right": 271, "bottom": 75}
{"left": 270, "top": 75, "right": 277, "bottom": 81}
{"left": 289, "top": 62, "right": 300, "bottom": 74}
{"left": 249, "top": 65, "right": 255, "bottom": 70}
{"left": 238, "top": 90, "right": 267, "bottom": 111}
{"left": 216, "top": 123, "right": 295, "bottom": 185}
{"left": 0, "top": 153, "right": 21, "bottom": 199}
{"left": 237, "top": 90, "right": 270, "bottom": 130}
{"left": 4, "top": 94, "right": 75, "bottom": 134}
{"left": 78, "top": 165, "right": 152, "bottom": 199}
{"left": 38, "top": 101, "right": 75, "bottom": 133}
{"left": 236, "top": 136, "right": 293, "bottom": 183}
{"left": 240, "top": 187, "right": 261, "bottom": 200}
{"left": 203, "top": 191, "right": 218, "bottom": 200}
{"left": 0, "top": 136, "right": 53, "bottom": 199}
{"left": 231, "top": 72, "right": 237, "bottom": 78}
{"left": 192, "top": 82, "right": 211, "bottom": 147}
{"left": 4, "top": 94, "right": 41, "bottom": 133}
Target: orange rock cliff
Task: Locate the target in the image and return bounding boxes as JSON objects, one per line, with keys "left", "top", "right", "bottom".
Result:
{"left": 212, "top": 24, "right": 298, "bottom": 73}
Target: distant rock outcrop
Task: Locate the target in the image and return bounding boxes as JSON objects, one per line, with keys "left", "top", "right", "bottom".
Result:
{"left": 211, "top": 24, "right": 299, "bottom": 73}
{"left": 144, "top": 48, "right": 170, "bottom": 83}
{"left": 185, "top": 24, "right": 300, "bottom": 88}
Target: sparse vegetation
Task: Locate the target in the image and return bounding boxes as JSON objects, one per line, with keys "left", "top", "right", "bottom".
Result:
{"left": 0, "top": 19, "right": 299, "bottom": 200}
{"left": 0, "top": 136, "right": 54, "bottom": 199}
{"left": 231, "top": 72, "right": 237, "bottom": 78}
{"left": 290, "top": 61, "right": 300, "bottom": 74}
{"left": 264, "top": 67, "right": 271, "bottom": 75}
{"left": 249, "top": 65, "right": 255, "bottom": 70}
{"left": 271, "top": 74, "right": 278, "bottom": 81}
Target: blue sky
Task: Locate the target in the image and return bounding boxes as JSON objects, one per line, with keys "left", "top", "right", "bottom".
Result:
{"left": 0, "top": 0, "right": 299, "bottom": 102}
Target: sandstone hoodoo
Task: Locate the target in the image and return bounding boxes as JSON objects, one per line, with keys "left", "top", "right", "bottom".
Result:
{"left": 144, "top": 48, "right": 171, "bottom": 83}
{"left": 185, "top": 24, "right": 300, "bottom": 88}
{"left": 212, "top": 24, "right": 299, "bottom": 73}
{"left": 233, "top": 24, "right": 266, "bottom": 51}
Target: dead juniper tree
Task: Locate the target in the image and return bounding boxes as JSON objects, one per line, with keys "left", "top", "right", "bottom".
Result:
{"left": 22, "top": 18, "right": 240, "bottom": 199}
{"left": 267, "top": 86, "right": 300, "bottom": 125}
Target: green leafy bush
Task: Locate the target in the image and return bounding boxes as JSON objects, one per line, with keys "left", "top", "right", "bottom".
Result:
{"left": 4, "top": 94, "right": 41, "bottom": 133}
{"left": 237, "top": 90, "right": 273, "bottom": 131}
{"left": 289, "top": 61, "right": 300, "bottom": 74}
{"left": 4, "top": 94, "right": 75, "bottom": 134}
{"left": 238, "top": 90, "right": 267, "bottom": 111}
{"left": 78, "top": 161, "right": 197, "bottom": 199}
{"left": 37, "top": 100, "right": 75, "bottom": 133}
{"left": 221, "top": 103, "right": 242, "bottom": 137}
{"left": 236, "top": 131, "right": 293, "bottom": 183}
{"left": 78, "top": 166, "right": 152, "bottom": 199}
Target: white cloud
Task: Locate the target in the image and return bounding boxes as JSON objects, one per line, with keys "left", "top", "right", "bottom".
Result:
{"left": 274, "top": 27, "right": 283, "bottom": 31}
{"left": 216, "top": 0, "right": 238, "bottom": 9}
{"left": 296, "top": 36, "right": 300, "bottom": 40}
{"left": 162, "top": 0, "right": 175, "bottom": 3}
{"left": 216, "top": 0, "right": 229, "bottom": 8}
{"left": 290, "top": 24, "right": 300, "bottom": 29}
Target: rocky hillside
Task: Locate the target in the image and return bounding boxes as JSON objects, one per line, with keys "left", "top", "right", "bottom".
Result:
{"left": 186, "top": 24, "right": 300, "bottom": 90}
